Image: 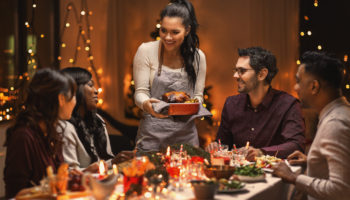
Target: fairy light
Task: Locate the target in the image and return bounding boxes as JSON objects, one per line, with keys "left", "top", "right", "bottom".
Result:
{"left": 86, "top": 39, "right": 91, "bottom": 44}
{"left": 57, "top": 56, "right": 62, "bottom": 60}
{"left": 296, "top": 60, "right": 301, "bottom": 65}
{"left": 89, "top": 26, "right": 94, "bottom": 31}
{"left": 156, "top": 23, "right": 161, "bottom": 28}
{"left": 346, "top": 84, "right": 350, "bottom": 89}
{"left": 69, "top": 58, "right": 75, "bottom": 63}
{"left": 307, "top": 31, "right": 312, "bottom": 36}
{"left": 344, "top": 54, "right": 348, "bottom": 62}
{"left": 65, "top": 23, "right": 70, "bottom": 27}
{"left": 314, "top": 0, "right": 318, "bottom": 7}
{"left": 304, "top": 16, "right": 309, "bottom": 21}
{"left": 32, "top": 4, "right": 37, "bottom": 8}
{"left": 85, "top": 46, "right": 90, "bottom": 51}
{"left": 89, "top": 11, "right": 93, "bottom": 15}
{"left": 131, "top": 80, "right": 134, "bottom": 85}
{"left": 300, "top": 32, "right": 305, "bottom": 36}
{"left": 61, "top": 43, "right": 66, "bottom": 48}
{"left": 89, "top": 56, "right": 94, "bottom": 60}
{"left": 98, "top": 99, "right": 103, "bottom": 105}
{"left": 98, "top": 88, "right": 103, "bottom": 93}
{"left": 28, "top": 49, "right": 33, "bottom": 54}
{"left": 81, "top": 10, "right": 86, "bottom": 15}
{"left": 40, "top": 34, "right": 45, "bottom": 38}
{"left": 317, "top": 45, "right": 322, "bottom": 50}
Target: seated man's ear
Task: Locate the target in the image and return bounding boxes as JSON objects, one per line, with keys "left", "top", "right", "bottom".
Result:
{"left": 258, "top": 68, "right": 268, "bottom": 81}
{"left": 311, "top": 80, "right": 320, "bottom": 95}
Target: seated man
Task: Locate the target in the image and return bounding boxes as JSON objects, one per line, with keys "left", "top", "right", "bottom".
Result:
{"left": 207, "top": 47, "right": 305, "bottom": 160}
{"left": 273, "top": 51, "right": 350, "bottom": 200}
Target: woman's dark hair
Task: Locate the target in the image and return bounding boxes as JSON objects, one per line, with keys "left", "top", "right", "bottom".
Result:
{"left": 160, "top": 0, "right": 200, "bottom": 87}
{"left": 61, "top": 67, "right": 113, "bottom": 162}
{"left": 5, "top": 68, "right": 76, "bottom": 156}
{"left": 238, "top": 46, "right": 278, "bottom": 84}
{"left": 300, "top": 51, "right": 345, "bottom": 90}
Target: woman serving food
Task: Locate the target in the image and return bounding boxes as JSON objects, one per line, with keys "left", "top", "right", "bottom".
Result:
{"left": 133, "top": 0, "right": 207, "bottom": 151}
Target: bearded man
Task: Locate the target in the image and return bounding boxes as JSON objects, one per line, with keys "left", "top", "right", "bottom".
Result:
{"left": 207, "top": 47, "right": 305, "bottom": 161}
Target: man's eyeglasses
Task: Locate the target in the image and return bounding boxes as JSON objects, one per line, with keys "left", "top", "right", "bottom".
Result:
{"left": 232, "top": 67, "right": 255, "bottom": 76}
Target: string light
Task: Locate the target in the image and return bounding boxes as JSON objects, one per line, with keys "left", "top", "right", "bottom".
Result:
{"left": 85, "top": 46, "right": 90, "bottom": 51}
{"left": 307, "top": 31, "right": 312, "bottom": 36}
{"left": 81, "top": 10, "right": 86, "bottom": 15}
{"left": 32, "top": 4, "right": 37, "bottom": 8}
{"left": 300, "top": 32, "right": 305, "bottom": 36}
{"left": 346, "top": 84, "right": 350, "bottom": 89}
{"left": 317, "top": 45, "right": 322, "bottom": 50}
{"left": 65, "top": 23, "right": 70, "bottom": 27}
{"left": 296, "top": 60, "right": 301, "bottom": 65}
{"left": 344, "top": 54, "right": 348, "bottom": 62}
{"left": 304, "top": 16, "right": 309, "bottom": 21}
{"left": 61, "top": 43, "right": 66, "bottom": 48}
{"left": 314, "top": 0, "right": 318, "bottom": 7}
{"left": 40, "top": 34, "right": 45, "bottom": 38}
{"left": 98, "top": 88, "right": 103, "bottom": 93}
{"left": 28, "top": 49, "right": 33, "bottom": 54}
{"left": 156, "top": 24, "right": 161, "bottom": 28}
{"left": 69, "top": 58, "right": 74, "bottom": 63}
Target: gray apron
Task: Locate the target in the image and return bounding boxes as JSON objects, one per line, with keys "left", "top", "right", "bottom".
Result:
{"left": 136, "top": 67, "right": 199, "bottom": 152}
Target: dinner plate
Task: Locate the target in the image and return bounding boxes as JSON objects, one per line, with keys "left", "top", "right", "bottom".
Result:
{"left": 262, "top": 168, "right": 274, "bottom": 173}
{"left": 217, "top": 183, "right": 248, "bottom": 193}
{"left": 235, "top": 174, "right": 266, "bottom": 182}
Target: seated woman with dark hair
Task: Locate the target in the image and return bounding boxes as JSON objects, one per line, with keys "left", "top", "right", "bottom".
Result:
{"left": 4, "top": 68, "right": 77, "bottom": 198}
{"left": 60, "top": 67, "right": 133, "bottom": 172}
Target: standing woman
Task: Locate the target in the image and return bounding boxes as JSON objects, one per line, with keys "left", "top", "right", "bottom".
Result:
{"left": 133, "top": 0, "right": 206, "bottom": 151}
{"left": 61, "top": 67, "right": 133, "bottom": 172}
{"left": 4, "top": 68, "right": 76, "bottom": 198}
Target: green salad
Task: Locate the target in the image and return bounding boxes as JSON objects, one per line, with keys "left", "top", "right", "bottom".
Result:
{"left": 218, "top": 179, "right": 244, "bottom": 190}
{"left": 234, "top": 165, "right": 264, "bottom": 177}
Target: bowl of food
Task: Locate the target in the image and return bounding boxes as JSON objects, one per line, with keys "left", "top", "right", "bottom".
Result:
{"left": 204, "top": 165, "right": 235, "bottom": 180}
{"left": 233, "top": 165, "right": 266, "bottom": 182}
{"left": 191, "top": 180, "right": 218, "bottom": 200}
{"left": 162, "top": 91, "right": 199, "bottom": 115}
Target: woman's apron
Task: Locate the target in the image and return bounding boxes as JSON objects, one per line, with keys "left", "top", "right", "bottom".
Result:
{"left": 136, "top": 66, "right": 199, "bottom": 152}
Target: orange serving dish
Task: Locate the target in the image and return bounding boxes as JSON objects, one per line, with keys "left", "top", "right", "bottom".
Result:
{"left": 168, "top": 103, "right": 200, "bottom": 115}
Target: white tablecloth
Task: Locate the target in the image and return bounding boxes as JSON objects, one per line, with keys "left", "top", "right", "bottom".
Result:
{"left": 173, "top": 166, "right": 301, "bottom": 200}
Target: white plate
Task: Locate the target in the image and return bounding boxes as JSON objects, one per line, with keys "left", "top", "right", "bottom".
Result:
{"left": 235, "top": 174, "right": 266, "bottom": 182}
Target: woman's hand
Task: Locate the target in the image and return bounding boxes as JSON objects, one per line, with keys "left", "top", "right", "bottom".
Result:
{"left": 112, "top": 151, "right": 135, "bottom": 164}
{"left": 287, "top": 150, "right": 307, "bottom": 166}
{"left": 142, "top": 98, "right": 168, "bottom": 118}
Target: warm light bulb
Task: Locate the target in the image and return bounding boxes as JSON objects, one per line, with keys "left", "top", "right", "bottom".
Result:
{"left": 6, "top": 115, "right": 10, "bottom": 120}
{"left": 317, "top": 45, "right": 322, "bottom": 50}
{"left": 69, "top": 58, "right": 74, "bottom": 63}
{"left": 65, "top": 23, "right": 70, "bottom": 27}
{"left": 81, "top": 30, "right": 85, "bottom": 35}
{"left": 98, "top": 99, "right": 103, "bottom": 104}
{"left": 0, "top": 116, "right": 3, "bottom": 121}
{"left": 314, "top": 2, "right": 318, "bottom": 7}
{"left": 89, "top": 26, "right": 94, "bottom": 30}
{"left": 25, "top": 22, "right": 29, "bottom": 26}
{"left": 33, "top": 65, "right": 37, "bottom": 69}
{"left": 89, "top": 11, "right": 93, "bottom": 15}
{"left": 296, "top": 60, "right": 301, "bottom": 65}
{"left": 6, "top": 109, "right": 9, "bottom": 112}
{"left": 156, "top": 24, "right": 161, "bottom": 28}
{"left": 304, "top": 16, "right": 309, "bottom": 21}
{"left": 77, "top": 46, "right": 81, "bottom": 50}
{"left": 57, "top": 56, "right": 62, "bottom": 60}
{"left": 32, "top": 4, "right": 37, "bottom": 8}
{"left": 346, "top": 84, "right": 350, "bottom": 89}
{"left": 307, "top": 31, "right": 312, "bottom": 35}
{"left": 67, "top": 5, "right": 72, "bottom": 10}
{"left": 85, "top": 46, "right": 90, "bottom": 51}
{"left": 86, "top": 39, "right": 91, "bottom": 44}
{"left": 81, "top": 10, "right": 86, "bottom": 15}
{"left": 203, "top": 103, "right": 207, "bottom": 108}
{"left": 131, "top": 80, "right": 135, "bottom": 85}
{"left": 28, "top": 49, "right": 33, "bottom": 54}
{"left": 98, "top": 88, "right": 103, "bottom": 93}
{"left": 61, "top": 43, "right": 66, "bottom": 48}
{"left": 344, "top": 54, "right": 348, "bottom": 62}
{"left": 89, "top": 56, "right": 94, "bottom": 60}
{"left": 40, "top": 34, "right": 45, "bottom": 38}
{"left": 300, "top": 32, "right": 305, "bottom": 36}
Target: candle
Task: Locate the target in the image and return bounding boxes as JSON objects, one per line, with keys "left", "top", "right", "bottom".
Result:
{"left": 166, "top": 146, "right": 171, "bottom": 157}
{"left": 98, "top": 160, "right": 106, "bottom": 179}
{"left": 113, "top": 164, "right": 118, "bottom": 175}
{"left": 245, "top": 141, "right": 250, "bottom": 149}
{"left": 233, "top": 144, "right": 237, "bottom": 153}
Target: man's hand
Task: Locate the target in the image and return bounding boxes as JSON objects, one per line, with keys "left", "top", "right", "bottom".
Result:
{"left": 83, "top": 161, "right": 108, "bottom": 173}
{"left": 112, "top": 151, "right": 135, "bottom": 164}
{"left": 272, "top": 161, "right": 298, "bottom": 184}
{"left": 245, "top": 147, "right": 264, "bottom": 161}
{"left": 205, "top": 142, "right": 219, "bottom": 153}
{"left": 143, "top": 98, "right": 168, "bottom": 118}
{"left": 287, "top": 150, "right": 307, "bottom": 166}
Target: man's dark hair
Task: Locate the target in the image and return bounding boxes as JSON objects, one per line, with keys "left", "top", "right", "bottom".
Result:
{"left": 238, "top": 46, "right": 278, "bottom": 84}
{"left": 300, "top": 51, "right": 345, "bottom": 90}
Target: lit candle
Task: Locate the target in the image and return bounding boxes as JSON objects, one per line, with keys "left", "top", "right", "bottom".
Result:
{"left": 218, "top": 139, "right": 222, "bottom": 151}
{"left": 113, "top": 164, "right": 118, "bottom": 175}
{"left": 245, "top": 141, "right": 250, "bottom": 150}
{"left": 98, "top": 160, "right": 106, "bottom": 179}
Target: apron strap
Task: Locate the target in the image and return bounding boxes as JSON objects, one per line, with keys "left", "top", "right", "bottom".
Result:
{"left": 158, "top": 42, "right": 164, "bottom": 76}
